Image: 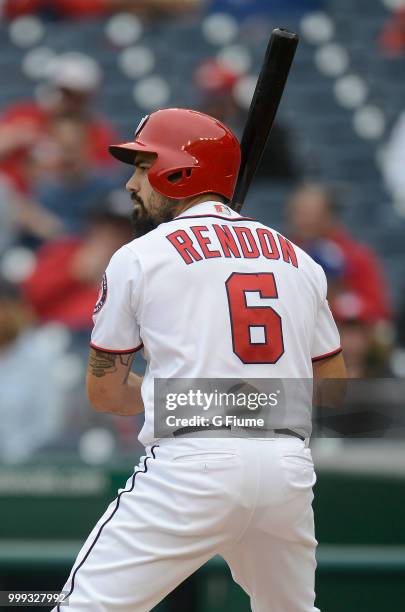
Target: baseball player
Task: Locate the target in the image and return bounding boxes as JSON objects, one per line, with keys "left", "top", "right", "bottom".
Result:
{"left": 55, "top": 108, "right": 346, "bottom": 611}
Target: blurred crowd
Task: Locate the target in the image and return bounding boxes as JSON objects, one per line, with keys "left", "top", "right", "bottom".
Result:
{"left": 1, "top": 0, "right": 202, "bottom": 21}
{"left": 0, "top": 2, "right": 404, "bottom": 465}
{"left": 0, "top": 50, "right": 144, "bottom": 463}
{"left": 0, "top": 0, "right": 321, "bottom": 21}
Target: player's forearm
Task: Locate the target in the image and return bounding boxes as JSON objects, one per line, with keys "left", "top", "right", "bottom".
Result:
{"left": 87, "top": 373, "right": 144, "bottom": 415}
{"left": 86, "top": 348, "right": 144, "bottom": 416}
{"left": 112, "top": 372, "right": 144, "bottom": 416}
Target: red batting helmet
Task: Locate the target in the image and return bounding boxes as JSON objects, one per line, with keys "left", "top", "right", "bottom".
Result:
{"left": 109, "top": 108, "right": 241, "bottom": 201}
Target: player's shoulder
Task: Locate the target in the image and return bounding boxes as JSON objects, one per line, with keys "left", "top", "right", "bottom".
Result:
{"left": 107, "top": 242, "right": 140, "bottom": 271}
{"left": 256, "top": 220, "right": 322, "bottom": 269}
{"left": 104, "top": 243, "right": 143, "bottom": 288}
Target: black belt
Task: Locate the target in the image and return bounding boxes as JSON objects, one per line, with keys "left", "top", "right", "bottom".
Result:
{"left": 173, "top": 425, "right": 305, "bottom": 441}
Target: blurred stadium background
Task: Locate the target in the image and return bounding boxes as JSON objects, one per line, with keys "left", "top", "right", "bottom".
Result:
{"left": 0, "top": 0, "right": 405, "bottom": 610}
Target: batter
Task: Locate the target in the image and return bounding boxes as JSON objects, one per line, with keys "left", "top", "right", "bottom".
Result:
{"left": 55, "top": 109, "right": 346, "bottom": 612}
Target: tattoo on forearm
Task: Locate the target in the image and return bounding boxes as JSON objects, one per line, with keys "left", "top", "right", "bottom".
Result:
{"left": 88, "top": 349, "right": 135, "bottom": 378}
{"left": 119, "top": 353, "right": 134, "bottom": 368}
{"left": 89, "top": 350, "right": 118, "bottom": 377}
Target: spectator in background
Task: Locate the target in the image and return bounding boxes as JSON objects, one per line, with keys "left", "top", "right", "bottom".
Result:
{"left": 194, "top": 58, "right": 300, "bottom": 181}
{"left": 0, "top": 169, "right": 67, "bottom": 248}
{"left": 207, "top": 0, "right": 320, "bottom": 19}
{"left": 0, "top": 278, "right": 66, "bottom": 463}
{"left": 379, "top": 7, "right": 405, "bottom": 57}
{"left": 0, "top": 52, "right": 119, "bottom": 195}
{"left": 286, "top": 183, "right": 391, "bottom": 322}
{"left": 3, "top": 0, "right": 200, "bottom": 20}
{"left": 31, "top": 113, "right": 121, "bottom": 236}
{"left": 3, "top": 0, "right": 107, "bottom": 19}
{"left": 315, "top": 294, "right": 398, "bottom": 439}
{"left": 333, "top": 293, "right": 393, "bottom": 378}
{"left": 22, "top": 207, "right": 133, "bottom": 331}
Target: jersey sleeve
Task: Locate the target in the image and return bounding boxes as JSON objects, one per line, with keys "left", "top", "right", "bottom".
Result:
{"left": 311, "top": 266, "right": 342, "bottom": 362}
{"left": 90, "top": 246, "right": 143, "bottom": 354}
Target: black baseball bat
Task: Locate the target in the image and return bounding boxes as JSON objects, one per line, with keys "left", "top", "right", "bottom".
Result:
{"left": 232, "top": 28, "right": 299, "bottom": 212}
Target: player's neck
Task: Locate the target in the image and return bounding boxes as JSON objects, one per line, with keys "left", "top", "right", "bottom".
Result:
{"left": 174, "top": 194, "right": 225, "bottom": 217}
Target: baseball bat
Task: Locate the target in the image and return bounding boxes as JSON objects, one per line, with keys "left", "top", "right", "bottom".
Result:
{"left": 232, "top": 28, "right": 299, "bottom": 213}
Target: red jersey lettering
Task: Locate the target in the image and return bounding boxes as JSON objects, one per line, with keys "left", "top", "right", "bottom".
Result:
{"left": 190, "top": 225, "right": 221, "bottom": 259}
{"left": 277, "top": 234, "right": 298, "bottom": 268}
{"left": 166, "top": 229, "right": 202, "bottom": 265}
{"left": 213, "top": 224, "right": 241, "bottom": 258}
{"left": 233, "top": 227, "right": 260, "bottom": 258}
{"left": 257, "top": 228, "right": 280, "bottom": 260}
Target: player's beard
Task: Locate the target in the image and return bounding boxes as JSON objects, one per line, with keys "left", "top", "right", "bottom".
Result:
{"left": 131, "top": 192, "right": 175, "bottom": 238}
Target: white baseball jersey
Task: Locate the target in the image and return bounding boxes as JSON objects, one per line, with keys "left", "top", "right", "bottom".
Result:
{"left": 91, "top": 200, "right": 341, "bottom": 446}
{"left": 59, "top": 200, "right": 338, "bottom": 612}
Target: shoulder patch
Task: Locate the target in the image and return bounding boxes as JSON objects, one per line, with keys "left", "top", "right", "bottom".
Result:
{"left": 93, "top": 273, "right": 108, "bottom": 315}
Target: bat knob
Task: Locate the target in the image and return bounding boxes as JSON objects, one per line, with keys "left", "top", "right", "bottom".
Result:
{"left": 273, "top": 27, "right": 299, "bottom": 41}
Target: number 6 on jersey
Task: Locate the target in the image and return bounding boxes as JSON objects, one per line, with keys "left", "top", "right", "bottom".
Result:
{"left": 226, "top": 272, "right": 284, "bottom": 364}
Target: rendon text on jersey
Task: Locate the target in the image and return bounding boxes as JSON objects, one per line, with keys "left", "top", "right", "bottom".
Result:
{"left": 166, "top": 224, "right": 299, "bottom": 267}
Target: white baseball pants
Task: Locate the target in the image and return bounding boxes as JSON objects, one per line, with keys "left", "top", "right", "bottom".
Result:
{"left": 55, "top": 435, "right": 320, "bottom": 612}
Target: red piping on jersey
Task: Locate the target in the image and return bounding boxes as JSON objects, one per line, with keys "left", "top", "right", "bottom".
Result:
{"left": 312, "top": 347, "right": 342, "bottom": 362}
{"left": 89, "top": 342, "right": 144, "bottom": 354}
{"left": 175, "top": 214, "right": 256, "bottom": 222}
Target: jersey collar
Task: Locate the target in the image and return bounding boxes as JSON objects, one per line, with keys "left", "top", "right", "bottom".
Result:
{"left": 174, "top": 201, "right": 255, "bottom": 221}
